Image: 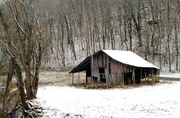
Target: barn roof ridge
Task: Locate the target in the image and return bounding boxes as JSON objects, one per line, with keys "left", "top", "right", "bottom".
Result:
{"left": 101, "top": 50, "right": 159, "bottom": 69}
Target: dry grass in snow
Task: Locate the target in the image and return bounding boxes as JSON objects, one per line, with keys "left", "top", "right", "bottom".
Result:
{"left": 39, "top": 72, "right": 85, "bottom": 86}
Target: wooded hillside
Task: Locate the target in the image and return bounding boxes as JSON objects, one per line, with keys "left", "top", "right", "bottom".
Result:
{"left": 0, "top": 0, "right": 180, "bottom": 71}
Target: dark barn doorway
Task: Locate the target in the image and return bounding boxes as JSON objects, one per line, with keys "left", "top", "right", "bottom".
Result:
{"left": 135, "top": 68, "right": 141, "bottom": 84}
{"left": 124, "top": 72, "right": 132, "bottom": 85}
{"left": 99, "top": 68, "right": 106, "bottom": 83}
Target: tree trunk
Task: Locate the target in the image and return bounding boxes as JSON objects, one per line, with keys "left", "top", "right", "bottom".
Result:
{"left": 167, "top": 34, "right": 171, "bottom": 72}
{"left": 174, "top": 19, "right": 179, "bottom": 70}
{"left": 13, "top": 58, "right": 29, "bottom": 114}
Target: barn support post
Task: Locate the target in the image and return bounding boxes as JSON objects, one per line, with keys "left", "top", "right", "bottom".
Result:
{"left": 144, "top": 71, "right": 146, "bottom": 83}
{"left": 132, "top": 67, "right": 135, "bottom": 84}
{"left": 152, "top": 69, "right": 154, "bottom": 83}
{"left": 140, "top": 68, "right": 142, "bottom": 84}
{"left": 157, "top": 70, "right": 160, "bottom": 82}
{"left": 122, "top": 73, "right": 124, "bottom": 85}
{"left": 91, "top": 54, "right": 94, "bottom": 82}
{"left": 72, "top": 73, "right": 74, "bottom": 85}
{"left": 78, "top": 72, "right": 81, "bottom": 84}
{"left": 121, "top": 65, "right": 125, "bottom": 86}
{"left": 106, "top": 55, "right": 109, "bottom": 83}
{"left": 86, "top": 72, "right": 88, "bottom": 84}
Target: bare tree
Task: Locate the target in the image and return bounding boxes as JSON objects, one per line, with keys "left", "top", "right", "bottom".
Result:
{"left": 171, "top": 0, "right": 180, "bottom": 70}
{"left": 0, "top": 0, "right": 48, "bottom": 116}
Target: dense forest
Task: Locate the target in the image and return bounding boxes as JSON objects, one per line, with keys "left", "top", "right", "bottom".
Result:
{"left": 0, "top": 0, "right": 180, "bottom": 71}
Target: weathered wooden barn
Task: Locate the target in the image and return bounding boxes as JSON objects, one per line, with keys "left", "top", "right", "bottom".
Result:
{"left": 70, "top": 50, "right": 160, "bottom": 85}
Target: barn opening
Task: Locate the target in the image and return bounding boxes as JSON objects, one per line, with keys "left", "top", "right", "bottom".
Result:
{"left": 99, "top": 67, "right": 106, "bottom": 83}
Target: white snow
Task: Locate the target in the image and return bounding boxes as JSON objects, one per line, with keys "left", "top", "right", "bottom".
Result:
{"left": 160, "top": 72, "right": 180, "bottom": 78}
{"left": 35, "top": 81, "right": 180, "bottom": 118}
{"left": 102, "top": 50, "right": 159, "bottom": 69}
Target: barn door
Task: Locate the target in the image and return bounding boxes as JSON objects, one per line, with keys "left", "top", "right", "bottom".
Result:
{"left": 124, "top": 72, "right": 132, "bottom": 85}
{"left": 99, "top": 67, "right": 106, "bottom": 83}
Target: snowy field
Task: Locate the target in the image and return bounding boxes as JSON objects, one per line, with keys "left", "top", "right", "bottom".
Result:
{"left": 35, "top": 81, "right": 180, "bottom": 118}
{"left": 160, "top": 72, "right": 180, "bottom": 78}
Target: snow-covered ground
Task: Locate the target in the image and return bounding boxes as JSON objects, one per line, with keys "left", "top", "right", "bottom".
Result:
{"left": 160, "top": 72, "right": 180, "bottom": 78}
{"left": 35, "top": 81, "right": 180, "bottom": 118}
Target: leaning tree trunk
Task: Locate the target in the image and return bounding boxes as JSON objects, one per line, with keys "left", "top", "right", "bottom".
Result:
{"left": 13, "top": 59, "right": 29, "bottom": 114}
